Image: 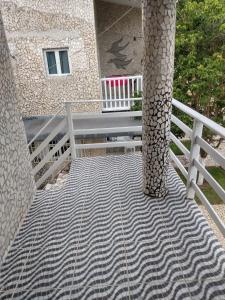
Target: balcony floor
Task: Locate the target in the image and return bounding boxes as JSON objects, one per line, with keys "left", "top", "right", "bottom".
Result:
{"left": 1, "top": 154, "right": 225, "bottom": 299}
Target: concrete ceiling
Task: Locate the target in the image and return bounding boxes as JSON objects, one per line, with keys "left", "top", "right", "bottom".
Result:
{"left": 101, "top": 0, "right": 141, "bottom": 8}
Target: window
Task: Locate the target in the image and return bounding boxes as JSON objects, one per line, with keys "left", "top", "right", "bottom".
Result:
{"left": 44, "top": 49, "right": 71, "bottom": 76}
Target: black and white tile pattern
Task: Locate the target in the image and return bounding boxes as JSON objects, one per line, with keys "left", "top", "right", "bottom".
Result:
{"left": 1, "top": 154, "right": 225, "bottom": 299}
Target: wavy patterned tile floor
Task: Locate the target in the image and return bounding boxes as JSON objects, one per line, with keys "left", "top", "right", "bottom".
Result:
{"left": 1, "top": 154, "right": 225, "bottom": 299}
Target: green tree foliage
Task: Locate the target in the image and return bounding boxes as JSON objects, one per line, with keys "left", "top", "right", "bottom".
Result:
{"left": 173, "top": 0, "right": 225, "bottom": 139}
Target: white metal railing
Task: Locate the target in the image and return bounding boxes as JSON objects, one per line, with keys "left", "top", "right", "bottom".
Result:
{"left": 28, "top": 108, "right": 71, "bottom": 189}
{"left": 100, "top": 75, "right": 142, "bottom": 111}
{"left": 29, "top": 98, "right": 225, "bottom": 239}
{"left": 171, "top": 98, "right": 225, "bottom": 236}
{"left": 29, "top": 97, "right": 142, "bottom": 188}
{"left": 65, "top": 99, "right": 143, "bottom": 160}
{"left": 28, "top": 108, "right": 64, "bottom": 147}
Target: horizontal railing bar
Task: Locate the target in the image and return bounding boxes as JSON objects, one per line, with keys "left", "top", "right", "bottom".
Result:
{"left": 72, "top": 111, "right": 142, "bottom": 120}
{"left": 102, "top": 107, "right": 133, "bottom": 112}
{"left": 30, "top": 119, "right": 67, "bottom": 161}
{"left": 191, "top": 181, "right": 225, "bottom": 237}
{"left": 65, "top": 98, "right": 142, "bottom": 104}
{"left": 33, "top": 134, "right": 69, "bottom": 176}
{"left": 173, "top": 99, "right": 225, "bottom": 139}
{"left": 100, "top": 75, "right": 142, "bottom": 81}
{"left": 193, "top": 159, "right": 225, "bottom": 204}
{"left": 169, "top": 149, "right": 188, "bottom": 179}
{"left": 28, "top": 108, "right": 63, "bottom": 147}
{"left": 75, "top": 141, "right": 142, "bottom": 150}
{"left": 73, "top": 126, "right": 142, "bottom": 136}
{"left": 170, "top": 133, "right": 190, "bottom": 159}
{"left": 171, "top": 114, "right": 193, "bottom": 137}
{"left": 36, "top": 147, "right": 71, "bottom": 189}
{"left": 102, "top": 109, "right": 130, "bottom": 112}
{"left": 196, "top": 136, "right": 225, "bottom": 170}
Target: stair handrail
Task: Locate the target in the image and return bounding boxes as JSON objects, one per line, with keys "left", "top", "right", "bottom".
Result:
{"left": 28, "top": 107, "right": 64, "bottom": 147}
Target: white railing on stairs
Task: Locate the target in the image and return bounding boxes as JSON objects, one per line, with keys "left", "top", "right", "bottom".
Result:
{"left": 28, "top": 108, "right": 64, "bottom": 147}
{"left": 28, "top": 108, "right": 71, "bottom": 189}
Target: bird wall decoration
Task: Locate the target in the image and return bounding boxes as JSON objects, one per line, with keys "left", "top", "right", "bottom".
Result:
{"left": 107, "top": 37, "right": 132, "bottom": 70}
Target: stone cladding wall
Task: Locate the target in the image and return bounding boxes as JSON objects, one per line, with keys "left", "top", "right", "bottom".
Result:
{"left": 0, "top": 12, "right": 35, "bottom": 264}
{"left": 0, "top": 0, "right": 101, "bottom": 116}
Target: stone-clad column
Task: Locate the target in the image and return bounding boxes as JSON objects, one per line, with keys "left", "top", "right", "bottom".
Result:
{"left": 142, "top": 0, "right": 176, "bottom": 197}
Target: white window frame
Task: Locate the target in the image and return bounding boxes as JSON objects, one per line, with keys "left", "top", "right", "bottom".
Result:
{"left": 43, "top": 48, "right": 71, "bottom": 76}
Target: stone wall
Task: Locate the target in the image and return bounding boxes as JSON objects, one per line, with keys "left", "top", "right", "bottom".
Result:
{"left": 95, "top": 0, "right": 143, "bottom": 77}
{"left": 0, "top": 13, "right": 35, "bottom": 264}
{"left": 0, "top": 0, "right": 101, "bottom": 117}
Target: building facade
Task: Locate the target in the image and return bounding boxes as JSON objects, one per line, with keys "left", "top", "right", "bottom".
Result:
{"left": 0, "top": 0, "right": 101, "bottom": 117}
{"left": 0, "top": 0, "right": 142, "bottom": 117}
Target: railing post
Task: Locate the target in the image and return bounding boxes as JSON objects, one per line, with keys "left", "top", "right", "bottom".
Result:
{"left": 186, "top": 119, "right": 203, "bottom": 199}
{"left": 65, "top": 102, "right": 76, "bottom": 160}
